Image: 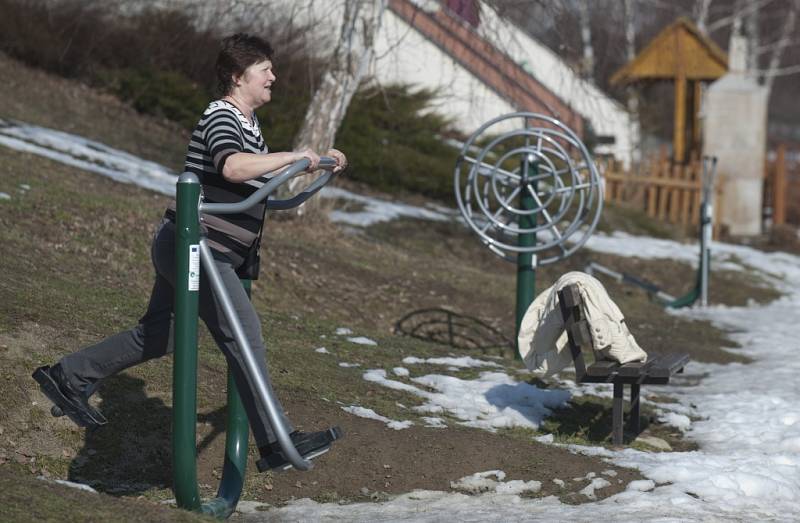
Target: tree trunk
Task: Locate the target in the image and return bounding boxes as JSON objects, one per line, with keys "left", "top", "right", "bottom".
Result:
{"left": 577, "top": 1, "right": 594, "bottom": 80}
{"left": 763, "top": 0, "right": 798, "bottom": 94}
{"left": 694, "top": 0, "right": 713, "bottom": 34}
{"left": 282, "top": 0, "right": 387, "bottom": 217}
{"left": 623, "top": 0, "right": 640, "bottom": 166}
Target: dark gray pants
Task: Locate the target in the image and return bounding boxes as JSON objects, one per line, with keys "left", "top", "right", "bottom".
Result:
{"left": 59, "top": 219, "right": 291, "bottom": 447}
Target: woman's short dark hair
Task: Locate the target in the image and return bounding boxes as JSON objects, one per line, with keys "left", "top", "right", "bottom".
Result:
{"left": 216, "top": 33, "right": 274, "bottom": 96}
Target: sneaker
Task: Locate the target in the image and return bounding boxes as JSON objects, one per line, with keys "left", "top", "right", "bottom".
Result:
{"left": 256, "top": 426, "right": 343, "bottom": 473}
{"left": 32, "top": 364, "right": 107, "bottom": 428}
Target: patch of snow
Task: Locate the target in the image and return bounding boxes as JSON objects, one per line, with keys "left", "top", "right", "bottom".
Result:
{"left": 449, "top": 471, "right": 542, "bottom": 497}
{"left": 341, "top": 405, "right": 412, "bottom": 430}
{"left": 402, "top": 356, "right": 501, "bottom": 368}
{"left": 323, "top": 186, "right": 453, "bottom": 227}
{"left": 421, "top": 417, "right": 447, "bottom": 428}
{"left": 658, "top": 411, "right": 691, "bottom": 432}
{"left": 334, "top": 327, "right": 352, "bottom": 335}
{"left": 346, "top": 336, "right": 377, "bottom": 346}
{"left": 0, "top": 119, "right": 178, "bottom": 196}
{"left": 314, "top": 347, "right": 329, "bottom": 354}
{"left": 579, "top": 477, "right": 611, "bottom": 500}
{"left": 39, "top": 477, "right": 97, "bottom": 493}
{"left": 363, "top": 369, "right": 570, "bottom": 431}
{"left": 0, "top": 192, "right": 10, "bottom": 200}
{"left": 338, "top": 362, "right": 360, "bottom": 368}
{"left": 392, "top": 367, "right": 410, "bottom": 377}
{"left": 626, "top": 479, "right": 656, "bottom": 492}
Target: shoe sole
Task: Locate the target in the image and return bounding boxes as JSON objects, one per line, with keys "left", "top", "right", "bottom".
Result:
{"left": 32, "top": 366, "right": 107, "bottom": 428}
{"left": 256, "top": 426, "right": 343, "bottom": 473}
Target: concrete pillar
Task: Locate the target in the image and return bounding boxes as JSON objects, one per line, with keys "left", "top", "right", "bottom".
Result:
{"left": 702, "top": 34, "right": 768, "bottom": 236}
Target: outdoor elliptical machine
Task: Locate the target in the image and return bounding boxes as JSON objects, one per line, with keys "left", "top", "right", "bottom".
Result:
{"left": 585, "top": 156, "right": 718, "bottom": 308}
{"left": 173, "top": 157, "right": 340, "bottom": 518}
{"left": 454, "top": 112, "right": 604, "bottom": 355}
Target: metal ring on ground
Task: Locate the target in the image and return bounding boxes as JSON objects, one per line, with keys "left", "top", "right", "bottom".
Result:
{"left": 454, "top": 112, "right": 603, "bottom": 265}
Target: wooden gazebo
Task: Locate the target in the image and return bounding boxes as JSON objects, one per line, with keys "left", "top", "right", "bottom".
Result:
{"left": 611, "top": 18, "right": 728, "bottom": 163}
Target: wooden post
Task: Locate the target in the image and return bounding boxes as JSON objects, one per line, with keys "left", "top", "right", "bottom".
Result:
{"left": 669, "top": 164, "right": 681, "bottom": 223}
{"left": 673, "top": 26, "right": 687, "bottom": 165}
{"left": 658, "top": 161, "right": 671, "bottom": 220}
{"left": 680, "top": 164, "right": 692, "bottom": 226}
{"left": 692, "top": 81, "right": 703, "bottom": 155}
{"left": 774, "top": 144, "right": 787, "bottom": 226}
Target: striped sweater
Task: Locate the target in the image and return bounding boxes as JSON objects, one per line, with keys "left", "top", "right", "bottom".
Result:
{"left": 168, "top": 100, "right": 270, "bottom": 265}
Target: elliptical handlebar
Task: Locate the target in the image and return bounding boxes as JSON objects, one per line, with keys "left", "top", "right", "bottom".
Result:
{"left": 200, "top": 156, "right": 338, "bottom": 215}
{"left": 173, "top": 155, "right": 341, "bottom": 487}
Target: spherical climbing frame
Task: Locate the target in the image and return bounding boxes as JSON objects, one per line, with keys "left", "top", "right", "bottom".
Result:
{"left": 454, "top": 112, "right": 604, "bottom": 355}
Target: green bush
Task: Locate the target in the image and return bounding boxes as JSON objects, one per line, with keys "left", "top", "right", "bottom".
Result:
{"left": 97, "top": 68, "right": 210, "bottom": 129}
{"left": 337, "top": 85, "right": 459, "bottom": 201}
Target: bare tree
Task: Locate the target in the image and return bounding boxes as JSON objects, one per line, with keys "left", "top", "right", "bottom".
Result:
{"left": 694, "top": 0, "right": 714, "bottom": 34}
{"left": 285, "top": 0, "right": 388, "bottom": 216}
{"left": 762, "top": 0, "right": 799, "bottom": 93}
{"left": 577, "top": 0, "right": 595, "bottom": 79}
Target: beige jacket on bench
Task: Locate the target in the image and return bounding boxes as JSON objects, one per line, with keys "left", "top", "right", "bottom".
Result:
{"left": 517, "top": 271, "right": 647, "bottom": 377}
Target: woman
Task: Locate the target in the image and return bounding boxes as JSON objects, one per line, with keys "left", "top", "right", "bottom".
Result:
{"left": 32, "top": 33, "right": 346, "bottom": 472}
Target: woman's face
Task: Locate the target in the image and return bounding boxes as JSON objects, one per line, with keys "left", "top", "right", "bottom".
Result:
{"left": 233, "top": 59, "right": 276, "bottom": 108}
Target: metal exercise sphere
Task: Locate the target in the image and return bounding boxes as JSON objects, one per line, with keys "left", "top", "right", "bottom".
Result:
{"left": 454, "top": 112, "right": 604, "bottom": 265}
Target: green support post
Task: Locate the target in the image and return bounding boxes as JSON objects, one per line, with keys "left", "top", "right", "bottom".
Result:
{"left": 200, "top": 281, "right": 250, "bottom": 519}
{"left": 515, "top": 158, "right": 537, "bottom": 360}
{"left": 174, "top": 173, "right": 250, "bottom": 519}
{"left": 174, "top": 173, "right": 202, "bottom": 510}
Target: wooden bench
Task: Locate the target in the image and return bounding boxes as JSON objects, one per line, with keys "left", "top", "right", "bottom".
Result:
{"left": 557, "top": 284, "right": 690, "bottom": 445}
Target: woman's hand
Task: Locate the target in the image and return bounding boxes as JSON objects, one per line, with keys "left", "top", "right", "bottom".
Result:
{"left": 326, "top": 148, "right": 348, "bottom": 173}
{"left": 295, "top": 148, "right": 320, "bottom": 170}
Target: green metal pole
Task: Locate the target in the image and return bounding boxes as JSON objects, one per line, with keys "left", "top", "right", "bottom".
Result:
{"left": 515, "top": 158, "right": 537, "bottom": 360}
{"left": 200, "top": 282, "right": 251, "bottom": 519}
{"left": 174, "top": 173, "right": 202, "bottom": 511}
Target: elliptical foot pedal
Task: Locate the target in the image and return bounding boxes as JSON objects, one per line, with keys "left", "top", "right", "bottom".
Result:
{"left": 32, "top": 366, "right": 107, "bottom": 428}
{"left": 257, "top": 426, "right": 343, "bottom": 473}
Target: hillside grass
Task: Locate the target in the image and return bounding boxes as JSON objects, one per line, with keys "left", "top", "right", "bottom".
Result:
{"left": 0, "top": 52, "right": 786, "bottom": 519}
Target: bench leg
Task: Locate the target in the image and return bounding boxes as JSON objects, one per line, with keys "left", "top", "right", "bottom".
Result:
{"left": 629, "top": 384, "right": 641, "bottom": 436}
{"left": 612, "top": 382, "right": 624, "bottom": 445}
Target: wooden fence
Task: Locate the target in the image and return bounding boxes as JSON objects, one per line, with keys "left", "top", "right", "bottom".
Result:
{"left": 764, "top": 143, "right": 800, "bottom": 227}
{"left": 600, "top": 151, "right": 723, "bottom": 237}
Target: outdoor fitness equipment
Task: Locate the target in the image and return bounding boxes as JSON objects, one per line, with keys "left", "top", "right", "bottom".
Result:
{"left": 173, "top": 157, "right": 338, "bottom": 518}
{"left": 585, "top": 156, "right": 718, "bottom": 308}
{"left": 454, "top": 112, "right": 603, "bottom": 355}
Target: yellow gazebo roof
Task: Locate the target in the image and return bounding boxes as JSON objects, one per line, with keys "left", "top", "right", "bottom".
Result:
{"left": 611, "top": 17, "right": 728, "bottom": 86}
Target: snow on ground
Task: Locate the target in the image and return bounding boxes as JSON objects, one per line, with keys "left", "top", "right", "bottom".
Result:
{"left": 4, "top": 121, "right": 800, "bottom": 521}
{"left": 0, "top": 119, "right": 451, "bottom": 226}
{"left": 325, "top": 186, "right": 454, "bottom": 226}
{"left": 346, "top": 336, "right": 378, "bottom": 346}
{"left": 293, "top": 237, "right": 800, "bottom": 522}
{"left": 402, "top": 356, "right": 501, "bottom": 368}
{"left": 341, "top": 405, "right": 413, "bottom": 430}
{"left": 0, "top": 118, "right": 178, "bottom": 196}
{"left": 361, "top": 369, "right": 570, "bottom": 432}
{"left": 449, "top": 470, "right": 541, "bottom": 496}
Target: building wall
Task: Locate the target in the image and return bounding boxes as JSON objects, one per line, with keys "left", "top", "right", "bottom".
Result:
{"left": 373, "top": 7, "right": 521, "bottom": 138}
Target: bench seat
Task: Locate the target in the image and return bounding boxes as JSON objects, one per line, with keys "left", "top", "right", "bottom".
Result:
{"left": 557, "top": 284, "right": 690, "bottom": 445}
